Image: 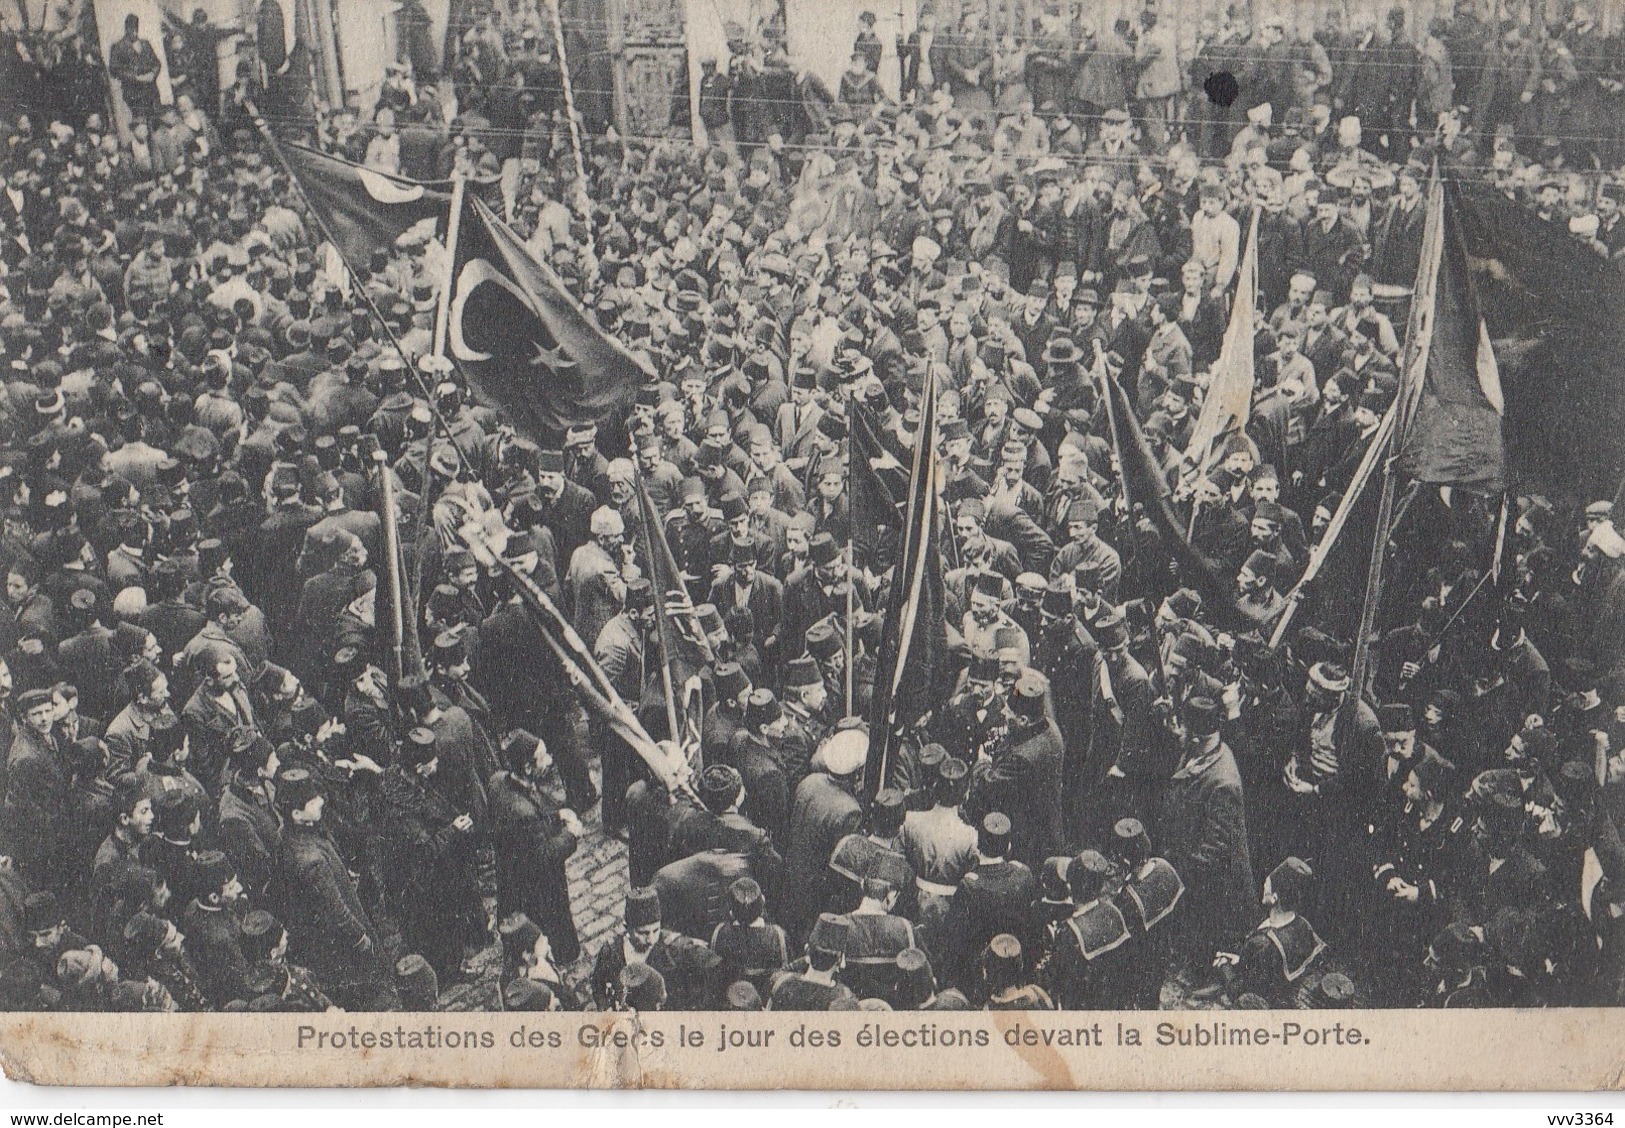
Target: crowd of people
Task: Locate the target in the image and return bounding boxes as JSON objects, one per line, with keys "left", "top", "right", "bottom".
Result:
{"left": 1, "top": 0, "right": 1625, "bottom": 1016}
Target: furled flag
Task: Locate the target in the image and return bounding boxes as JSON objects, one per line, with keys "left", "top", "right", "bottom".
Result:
{"left": 447, "top": 196, "right": 654, "bottom": 439}
{"left": 1182, "top": 208, "right": 1259, "bottom": 480}
{"left": 278, "top": 142, "right": 451, "bottom": 267}
{"left": 847, "top": 402, "right": 907, "bottom": 571}
{"left": 863, "top": 375, "right": 951, "bottom": 806}
{"left": 1100, "top": 354, "right": 1249, "bottom": 630}
{"left": 633, "top": 462, "right": 715, "bottom": 749}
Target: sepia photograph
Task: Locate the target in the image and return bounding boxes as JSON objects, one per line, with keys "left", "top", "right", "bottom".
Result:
{"left": 0, "top": 0, "right": 1624, "bottom": 1094}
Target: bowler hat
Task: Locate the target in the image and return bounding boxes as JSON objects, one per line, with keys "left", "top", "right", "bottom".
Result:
{"left": 1043, "top": 336, "right": 1083, "bottom": 365}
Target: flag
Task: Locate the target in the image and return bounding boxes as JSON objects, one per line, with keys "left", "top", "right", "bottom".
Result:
{"left": 864, "top": 376, "right": 951, "bottom": 806}
{"left": 633, "top": 463, "right": 715, "bottom": 732}
{"left": 1398, "top": 184, "right": 1506, "bottom": 493}
{"left": 1100, "top": 358, "right": 1249, "bottom": 630}
{"left": 1453, "top": 183, "right": 1625, "bottom": 498}
{"left": 677, "top": 674, "right": 706, "bottom": 774}
{"left": 1182, "top": 209, "right": 1259, "bottom": 478}
{"left": 448, "top": 197, "right": 653, "bottom": 439}
{"left": 848, "top": 403, "right": 906, "bottom": 570}
{"left": 279, "top": 142, "right": 451, "bottom": 267}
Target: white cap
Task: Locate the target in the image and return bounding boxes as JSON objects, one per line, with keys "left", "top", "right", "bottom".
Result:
{"left": 1589, "top": 520, "right": 1625, "bottom": 560}
{"left": 590, "top": 506, "right": 625, "bottom": 537}
{"left": 814, "top": 727, "right": 869, "bottom": 777}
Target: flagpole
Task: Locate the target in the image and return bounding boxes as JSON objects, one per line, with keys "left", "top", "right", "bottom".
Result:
{"left": 844, "top": 415, "right": 857, "bottom": 718}
{"left": 864, "top": 368, "right": 940, "bottom": 812}
{"left": 431, "top": 172, "right": 466, "bottom": 363}
{"left": 250, "top": 105, "right": 476, "bottom": 680}
{"left": 367, "top": 436, "right": 406, "bottom": 683}
{"left": 632, "top": 460, "right": 683, "bottom": 748}
{"left": 1490, "top": 493, "right": 1509, "bottom": 586}
{"left": 1180, "top": 208, "right": 1259, "bottom": 493}
{"left": 1269, "top": 400, "right": 1398, "bottom": 648}
{"left": 545, "top": 0, "right": 592, "bottom": 238}
{"left": 1349, "top": 164, "right": 1445, "bottom": 695}
{"left": 1091, "top": 340, "right": 1135, "bottom": 552}
{"left": 470, "top": 532, "right": 698, "bottom": 803}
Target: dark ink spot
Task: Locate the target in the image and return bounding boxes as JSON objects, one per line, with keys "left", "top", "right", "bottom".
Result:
{"left": 1205, "top": 70, "right": 1239, "bottom": 108}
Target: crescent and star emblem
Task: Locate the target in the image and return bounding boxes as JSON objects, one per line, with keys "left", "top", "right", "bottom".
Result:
{"left": 448, "top": 257, "right": 575, "bottom": 370}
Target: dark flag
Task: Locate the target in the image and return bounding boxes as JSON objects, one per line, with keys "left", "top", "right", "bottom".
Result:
{"left": 448, "top": 197, "right": 653, "bottom": 439}
{"left": 633, "top": 464, "right": 714, "bottom": 749}
{"left": 1099, "top": 358, "right": 1249, "bottom": 630}
{"left": 1398, "top": 185, "right": 1506, "bottom": 493}
{"left": 279, "top": 143, "right": 451, "bottom": 267}
{"left": 863, "top": 377, "right": 950, "bottom": 806}
{"left": 847, "top": 403, "right": 906, "bottom": 570}
{"left": 1454, "top": 181, "right": 1625, "bottom": 498}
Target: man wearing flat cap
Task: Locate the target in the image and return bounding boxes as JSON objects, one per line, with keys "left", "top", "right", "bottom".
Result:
{"left": 785, "top": 725, "right": 868, "bottom": 933}
{"left": 0, "top": 685, "right": 71, "bottom": 890}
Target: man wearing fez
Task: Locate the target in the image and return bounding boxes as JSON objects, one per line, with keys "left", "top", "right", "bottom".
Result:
{"left": 1158, "top": 696, "right": 1256, "bottom": 981}
{"left": 489, "top": 729, "right": 585, "bottom": 966}
{"left": 766, "top": 912, "right": 857, "bottom": 1010}
{"left": 275, "top": 767, "right": 395, "bottom": 1010}
{"left": 1279, "top": 661, "right": 1383, "bottom": 936}
{"left": 590, "top": 886, "right": 721, "bottom": 1010}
